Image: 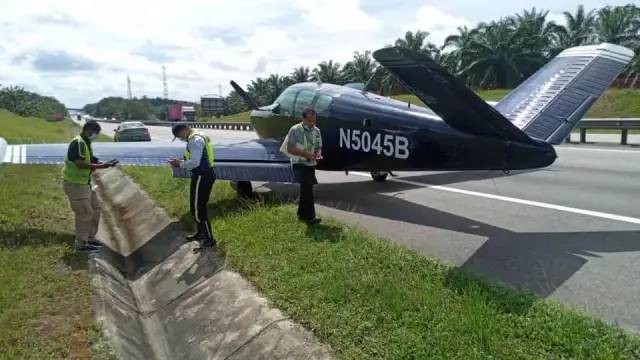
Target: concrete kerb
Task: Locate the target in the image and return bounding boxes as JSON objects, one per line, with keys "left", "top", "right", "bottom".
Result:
{"left": 90, "top": 167, "right": 332, "bottom": 359}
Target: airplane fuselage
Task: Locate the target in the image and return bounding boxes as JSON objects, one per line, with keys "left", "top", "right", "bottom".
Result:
{"left": 250, "top": 83, "right": 556, "bottom": 172}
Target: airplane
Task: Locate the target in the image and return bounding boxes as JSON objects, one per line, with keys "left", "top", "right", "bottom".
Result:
{"left": 0, "top": 43, "right": 634, "bottom": 197}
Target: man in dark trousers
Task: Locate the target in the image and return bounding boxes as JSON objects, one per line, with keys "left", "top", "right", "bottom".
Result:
{"left": 286, "top": 108, "right": 323, "bottom": 225}
{"left": 169, "top": 124, "right": 216, "bottom": 250}
{"left": 62, "top": 120, "right": 118, "bottom": 252}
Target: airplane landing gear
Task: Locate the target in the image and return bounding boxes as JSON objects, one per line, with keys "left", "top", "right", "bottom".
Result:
{"left": 370, "top": 171, "right": 389, "bottom": 182}
{"left": 231, "top": 181, "right": 253, "bottom": 198}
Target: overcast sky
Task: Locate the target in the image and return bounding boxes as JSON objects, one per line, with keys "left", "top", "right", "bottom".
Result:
{"left": 0, "top": 0, "right": 632, "bottom": 107}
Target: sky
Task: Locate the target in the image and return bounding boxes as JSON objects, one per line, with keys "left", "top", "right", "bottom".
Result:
{"left": 0, "top": 0, "right": 632, "bottom": 107}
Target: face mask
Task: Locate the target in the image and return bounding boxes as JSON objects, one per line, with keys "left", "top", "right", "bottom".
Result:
{"left": 88, "top": 133, "right": 98, "bottom": 141}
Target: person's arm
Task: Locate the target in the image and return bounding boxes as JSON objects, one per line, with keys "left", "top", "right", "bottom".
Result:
{"left": 314, "top": 129, "right": 323, "bottom": 159}
{"left": 286, "top": 128, "right": 314, "bottom": 160}
{"left": 179, "top": 136, "right": 205, "bottom": 170}
{"left": 69, "top": 141, "right": 114, "bottom": 170}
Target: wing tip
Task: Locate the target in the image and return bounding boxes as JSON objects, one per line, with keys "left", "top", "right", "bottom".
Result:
{"left": 0, "top": 137, "right": 6, "bottom": 164}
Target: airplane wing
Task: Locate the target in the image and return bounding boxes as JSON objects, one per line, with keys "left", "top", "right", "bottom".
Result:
{"left": 373, "top": 47, "right": 536, "bottom": 144}
{"left": 0, "top": 137, "right": 295, "bottom": 183}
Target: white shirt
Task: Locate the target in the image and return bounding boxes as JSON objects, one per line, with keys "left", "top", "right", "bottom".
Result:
{"left": 180, "top": 135, "right": 205, "bottom": 170}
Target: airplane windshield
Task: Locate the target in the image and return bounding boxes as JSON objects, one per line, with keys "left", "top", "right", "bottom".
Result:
{"left": 275, "top": 88, "right": 296, "bottom": 117}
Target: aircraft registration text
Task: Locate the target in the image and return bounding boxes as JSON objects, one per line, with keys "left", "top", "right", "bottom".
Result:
{"left": 339, "top": 128, "right": 409, "bottom": 159}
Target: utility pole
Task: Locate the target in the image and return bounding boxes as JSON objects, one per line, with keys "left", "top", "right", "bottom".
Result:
{"left": 162, "top": 66, "right": 169, "bottom": 99}
{"left": 127, "top": 75, "right": 132, "bottom": 99}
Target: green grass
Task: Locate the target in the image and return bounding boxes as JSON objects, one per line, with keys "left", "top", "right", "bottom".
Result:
{"left": 125, "top": 166, "right": 640, "bottom": 359}
{"left": 392, "top": 88, "right": 640, "bottom": 118}
{"left": 0, "top": 109, "right": 111, "bottom": 144}
{"left": 0, "top": 110, "right": 115, "bottom": 359}
{"left": 199, "top": 111, "right": 251, "bottom": 123}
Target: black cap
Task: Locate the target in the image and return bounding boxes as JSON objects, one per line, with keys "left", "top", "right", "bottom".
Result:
{"left": 171, "top": 123, "right": 189, "bottom": 141}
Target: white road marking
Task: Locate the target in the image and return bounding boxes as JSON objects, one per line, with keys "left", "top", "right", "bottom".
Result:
{"left": 558, "top": 146, "right": 640, "bottom": 154}
{"left": 351, "top": 171, "right": 640, "bottom": 225}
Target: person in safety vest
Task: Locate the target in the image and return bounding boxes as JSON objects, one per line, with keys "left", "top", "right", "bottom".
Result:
{"left": 285, "top": 107, "right": 323, "bottom": 225}
{"left": 168, "top": 124, "right": 216, "bottom": 251}
{"left": 62, "top": 120, "right": 118, "bottom": 252}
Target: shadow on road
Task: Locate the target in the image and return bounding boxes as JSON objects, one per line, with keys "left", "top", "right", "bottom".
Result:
{"left": 268, "top": 175, "right": 640, "bottom": 298}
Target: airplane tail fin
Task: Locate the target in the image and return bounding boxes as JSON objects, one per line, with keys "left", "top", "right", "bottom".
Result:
{"left": 495, "top": 43, "right": 634, "bottom": 144}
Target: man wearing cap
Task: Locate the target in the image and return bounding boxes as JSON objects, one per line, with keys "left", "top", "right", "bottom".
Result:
{"left": 62, "top": 120, "right": 118, "bottom": 252}
{"left": 285, "top": 108, "right": 323, "bottom": 225}
{"left": 168, "top": 124, "right": 216, "bottom": 250}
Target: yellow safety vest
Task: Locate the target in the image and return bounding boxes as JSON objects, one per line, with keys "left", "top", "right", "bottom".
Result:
{"left": 295, "top": 123, "right": 320, "bottom": 151}
{"left": 183, "top": 131, "right": 215, "bottom": 167}
{"left": 62, "top": 135, "right": 92, "bottom": 184}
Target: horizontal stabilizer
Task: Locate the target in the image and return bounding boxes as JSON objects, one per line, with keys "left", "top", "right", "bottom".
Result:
{"left": 373, "top": 47, "right": 535, "bottom": 144}
{"left": 496, "top": 43, "right": 634, "bottom": 144}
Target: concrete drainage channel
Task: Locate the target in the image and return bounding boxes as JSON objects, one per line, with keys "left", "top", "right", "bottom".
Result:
{"left": 89, "top": 168, "right": 331, "bottom": 359}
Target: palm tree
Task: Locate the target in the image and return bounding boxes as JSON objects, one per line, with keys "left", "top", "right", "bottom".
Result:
{"left": 343, "top": 51, "right": 377, "bottom": 83}
{"left": 459, "top": 19, "right": 546, "bottom": 89}
{"left": 312, "top": 60, "right": 344, "bottom": 84}
{"left": 266, "top": 74, "right": 288, "bottom": 102}
{"left": 394, "top": 30, "right": 439, "bottom": 58}
{"left": 247, "top": 77, "right": 272, "bottom": 106}
{"left": 595, "top": 5, "right": 640, "bottom": 46}
{"left": 509, "top": 7, "right": 559, "bottom": 61}
{"left": 443, "top": 26, "right": 478, "bottom": 82}
{"left": 290, "top": 66, "right": 310, "bottom": 83}
{"left": 554, "top": 5, "right": 597, "bottom": 49}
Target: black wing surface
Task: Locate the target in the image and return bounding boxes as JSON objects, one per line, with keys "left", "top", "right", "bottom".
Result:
{"left": 373, "top": 47, "right": 535, "bottom": 144}
{"left": 0, "top": 137, "right": 295, "bottom": 183}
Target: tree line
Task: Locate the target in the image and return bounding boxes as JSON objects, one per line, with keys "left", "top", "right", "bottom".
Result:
{"left": 0, "top": 85, "right": 66, "bottom": 119}
{"left": 82, "top": 96, "right": 196, "bottom": 120}
{"left": 224, "top": 4, "right": 640, "bottom": 115}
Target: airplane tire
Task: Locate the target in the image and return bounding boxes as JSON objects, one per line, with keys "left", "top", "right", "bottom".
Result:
{"left": 231, "top": 181, "right": 253, "bottom": 198}
{"left": 371, "top": 171, "right": 388, "bottom": 182}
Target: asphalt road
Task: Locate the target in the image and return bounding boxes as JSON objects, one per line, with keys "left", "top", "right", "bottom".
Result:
{"left": 101, "top": 121, "right": 640, "bottom": 332}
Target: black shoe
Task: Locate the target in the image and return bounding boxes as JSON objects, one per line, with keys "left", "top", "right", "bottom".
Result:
{"left": 88, "top": 240, "right": 104, "bottom": 247}
{"left": 77, "top": 244, "right": 101, "bottom": 252}
{"left": 193, "top": 240, "right": 216, "bottom": 253}
{"left": 305, "top": 218, "right": 322, "bottom": 225}
{"left": 186, "top": 232, "right": 203, "bottom": 241}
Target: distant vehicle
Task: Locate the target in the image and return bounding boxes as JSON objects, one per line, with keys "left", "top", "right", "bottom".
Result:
{"left": 113, "top": 121, "right": 151, "bottom": 142}
{"left": 168, "top": 104, "right": 196, "bottom": 121}
{"left": 47, "top": 113, "right": 64, "bottom": 122}
{"left": 201, "top": 94, "right": 225, "bottom": 118}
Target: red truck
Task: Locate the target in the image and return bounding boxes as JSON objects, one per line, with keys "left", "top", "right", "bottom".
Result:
{"left": 168, "top": 104, "right": 196, "bottom": 121}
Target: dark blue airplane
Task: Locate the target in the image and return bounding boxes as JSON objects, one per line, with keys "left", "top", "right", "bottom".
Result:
{"left": 1, "top": 43, "right": 634, "bottom": 196}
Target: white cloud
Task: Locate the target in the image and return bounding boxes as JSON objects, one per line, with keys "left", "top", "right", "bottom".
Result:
{"left": 414, "top": 6, "right": 471, "bottom": 45}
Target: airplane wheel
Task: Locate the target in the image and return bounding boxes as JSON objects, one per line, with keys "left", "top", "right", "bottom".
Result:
{"left": 371, "top": 171, "right": 388, "bottom": 182}
{"left": 231, "top": 181, "right": 253, "bottom": 198}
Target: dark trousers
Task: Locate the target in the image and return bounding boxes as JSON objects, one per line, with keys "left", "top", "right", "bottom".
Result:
{"left": 293, "top": 164, "right": 318, "bottom": 221}
{"left": 190, "top": 170, "right": 216, "bottom": 243}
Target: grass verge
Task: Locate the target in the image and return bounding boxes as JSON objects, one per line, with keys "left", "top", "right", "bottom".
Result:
{"left": 0, "top": 111, "right": 115, "bottom": 358}
{"left": 126, "top": 166, "right": 640, "bottom": 359}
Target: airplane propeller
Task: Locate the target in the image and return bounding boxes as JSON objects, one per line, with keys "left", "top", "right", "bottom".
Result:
{"left": 230, "top": 80, "right": 259, "bottom": 110}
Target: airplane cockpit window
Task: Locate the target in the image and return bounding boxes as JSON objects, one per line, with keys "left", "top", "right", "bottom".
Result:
{"left": 274, "top": 88, "right": 296, "bottom": 116}
{"left": 294, "top": 90, "right": 315, "bottom": 118}
{"left": 313, "top": 95, "right": 332, "bottom": 115}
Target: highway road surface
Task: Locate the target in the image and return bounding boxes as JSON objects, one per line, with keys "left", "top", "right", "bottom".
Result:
{"left": 100, "top": 121, "right": 640, "bottom": 332}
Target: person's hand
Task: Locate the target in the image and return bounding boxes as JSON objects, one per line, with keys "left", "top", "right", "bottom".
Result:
{"left": 303, "top": 151, "right": 315, "bottom": 161}
{"left": 168, "top": 158, "right": 181, "bottom": 168}
{"left": 314, "top": 150, "right": 323, "bottom": 161}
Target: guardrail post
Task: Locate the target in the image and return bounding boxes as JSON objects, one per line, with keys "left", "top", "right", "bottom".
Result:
{"left": 580, "top": 128, "right": 586, "bottom": 143}
{"left": 621, "top": 129, "right": 628, "bottom": 145}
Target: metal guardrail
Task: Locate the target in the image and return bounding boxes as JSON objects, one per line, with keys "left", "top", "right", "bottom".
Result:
{"left": 568, "top": 118, "right": 640, "bottom": 145}
{"left": 91, "top": 118, "right": 254, "bottom": 131}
